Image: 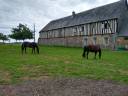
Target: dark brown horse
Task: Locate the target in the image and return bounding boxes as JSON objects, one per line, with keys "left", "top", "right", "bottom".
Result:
{"left": 21, "top": 42, "right": 39, "bottom": 54}
{"left": 82, "top": 45, "right": 101, "bottom": 59}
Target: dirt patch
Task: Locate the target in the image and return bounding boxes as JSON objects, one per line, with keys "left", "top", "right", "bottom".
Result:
{"left": 0, "top": 71, "right": 11, "bottom": 84}
{"left": 0, "top": 78, "right": 128, "bottom": 96}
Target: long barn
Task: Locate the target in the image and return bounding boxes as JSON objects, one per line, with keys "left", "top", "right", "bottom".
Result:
{"left": 38, "top": 0, "right": 128, "bottom": 49}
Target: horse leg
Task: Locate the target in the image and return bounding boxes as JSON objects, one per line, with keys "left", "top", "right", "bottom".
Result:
{"left": 82, "top": 51, "right": 86, "bottom": 58}
{"left": 32, "top": 47, "right": 35, "bottom": 54}
{"left": 36, "top": 46, "right": 39, "bottom": 54}
{"left": 82, "top": 46, "right": 86, "bottom": 57}
{"left": 33, "top": 47, "right": 35, "bottom": 54}
{"left": 84, "top": 52, "right": 86, "bottom": 58}
{"left": 25, "top": 48, "right": 27, "bottom": 54}
{"left": 99, "top": 49, "right": 101, "bottom": 59}
{"left": 94, "top": 51, "right": 97, "bottom": 59}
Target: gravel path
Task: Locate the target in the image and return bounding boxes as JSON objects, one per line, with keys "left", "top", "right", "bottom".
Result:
{"left": 0, "top": 78, "right": 128, "bottom": 96}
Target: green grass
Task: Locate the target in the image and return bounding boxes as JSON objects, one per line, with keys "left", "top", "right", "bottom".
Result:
{"left": 0, "top": 44, "right": 128, "bottom": 84}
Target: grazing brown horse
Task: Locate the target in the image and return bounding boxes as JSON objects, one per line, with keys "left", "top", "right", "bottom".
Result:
{"left": 82, "top": 45, "right": 101, "bottom": 59}
{"left": 21, "top": 42, "right": 39, "bottom": 54}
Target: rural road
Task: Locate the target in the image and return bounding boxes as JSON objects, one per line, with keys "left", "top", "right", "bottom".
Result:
{"left": 0, "top": 78, "right": 128, "bottom": 96}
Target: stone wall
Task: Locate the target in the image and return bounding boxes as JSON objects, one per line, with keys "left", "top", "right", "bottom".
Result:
{"left": 38, "top": 34, "right": 116, "bottom": 49}
{"left": 38, "top": 36, "right": 83, "bottom": 47}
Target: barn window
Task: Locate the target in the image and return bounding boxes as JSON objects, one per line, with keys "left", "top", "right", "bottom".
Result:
{"left": 101, "top": 21, "right": 110, "bottom": 35}
{"left": 102, "top": 21, "right": 110, "bottom": 29}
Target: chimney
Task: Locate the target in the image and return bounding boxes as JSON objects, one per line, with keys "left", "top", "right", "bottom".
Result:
{"left": 72, "top": 11, "right": 76, "bottom": 17}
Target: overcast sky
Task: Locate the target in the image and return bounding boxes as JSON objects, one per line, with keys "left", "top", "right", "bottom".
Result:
{"left": 0, "top": 0, "right": 119, "bottom": 42}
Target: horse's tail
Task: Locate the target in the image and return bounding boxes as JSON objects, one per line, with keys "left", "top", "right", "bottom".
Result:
{"left": 36, "top": 45, "right": 39, "bottom": 54}
{"left": 99, "top": 48, "right": 101, "bottom": 59}
{"left": 82, "top": 46, "right": 86, "bottom": 57}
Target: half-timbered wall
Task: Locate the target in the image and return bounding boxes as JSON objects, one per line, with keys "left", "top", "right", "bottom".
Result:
{"left": 39, "top": 18, "right": 117, "bottom": 48}
{"left": 40, "top": 18, "right": 117, "bottom": 38}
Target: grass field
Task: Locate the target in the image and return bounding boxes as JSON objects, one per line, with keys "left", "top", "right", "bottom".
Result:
{"left": 0, "top": 44, "right": 128, "bottom": 84}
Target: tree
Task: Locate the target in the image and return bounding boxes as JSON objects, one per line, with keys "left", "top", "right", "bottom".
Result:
{"left": 9, "top": 23, "right": 33, "bottom": 41}
{"left": 0, "top": 33, "right": 8, "bottom": 43}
